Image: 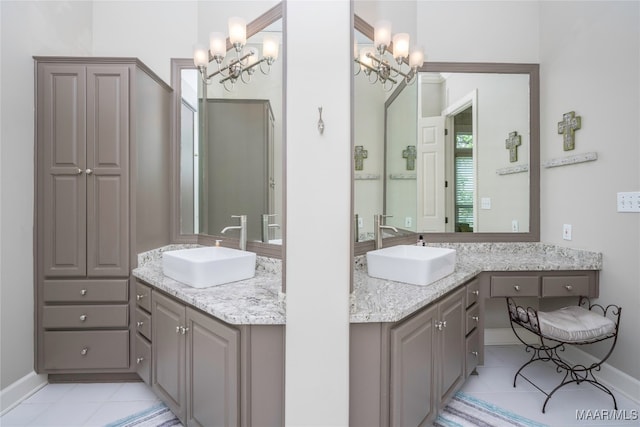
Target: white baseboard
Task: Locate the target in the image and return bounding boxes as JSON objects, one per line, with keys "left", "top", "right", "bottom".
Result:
{"left": 0, "top": 371, "right": 48, "bottom": 415}
{"left": 484, "top": 328, "right": 640, "bottom": 406}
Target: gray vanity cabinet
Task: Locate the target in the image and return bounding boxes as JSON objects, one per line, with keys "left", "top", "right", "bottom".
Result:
{"left": 351, "top": 285, "right": 468, "bottom": 427}
{"left": 34, "top": 57, "right": 172, "bottom": 376}
{"left": 388, "top": 287, "right": 465, "bottom": 427}
{"left": 151, "top": 291, "right": 240, "bottom": 426}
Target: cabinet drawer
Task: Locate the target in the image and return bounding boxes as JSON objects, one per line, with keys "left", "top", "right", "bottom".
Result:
{"left": 135, "top": 307, "right": 151, "bottom": 341}
{"left": 43, "top": 305, "right": 128, "bottom": 329}
{"left": 135, "top": 334, "right": 152, "bottom": 385}
{"left": 466, "top": 329, "right": 480, "bottom": 377}
{"left": 466, "top": 279, "right": 480, "bottom": 308}
{"left": 135, "top": 281, "right": 152, "bottom": 312}
{"left": 43, "top": 279, "right": 128, "bottom": 303}
{"left": 542, "top": 276, "right": 590, "bottom": 297}
{"left": 490, "top": 276, "right": 539, "bottom": 297}
{"left": 43, "top": 330, "right": 129, "bottom": 370}
{"left": 466, "top": 304, "right": 480, "bottom": 336}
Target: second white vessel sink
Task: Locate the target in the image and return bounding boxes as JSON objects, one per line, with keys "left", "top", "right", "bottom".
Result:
{"left": 162, "top": 246, "right": 256, "bottom": 288}
{"left": 366, "top": 245, "right": 456, "bottom": 286}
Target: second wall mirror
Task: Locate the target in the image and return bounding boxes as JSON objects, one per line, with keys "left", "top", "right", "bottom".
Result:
{"left": 353, "top": 15, "right": 539, "bottom": 253}
{"left": 172, "top": 2, "right": 284, "bottom": 259}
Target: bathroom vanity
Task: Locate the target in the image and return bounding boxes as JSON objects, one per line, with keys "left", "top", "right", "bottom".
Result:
{"left": 132, "top": 242, "right": 601, "bottom": 427}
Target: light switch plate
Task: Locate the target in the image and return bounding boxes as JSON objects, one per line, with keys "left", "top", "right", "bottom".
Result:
{"left": 617, "top": 192, "right": 640, "bottom": 212}
{"left": 563, "top": 224, "right": 572, "bottom": 241}
{"left": 481, "top": 197, "right": 491, "bottom": 210}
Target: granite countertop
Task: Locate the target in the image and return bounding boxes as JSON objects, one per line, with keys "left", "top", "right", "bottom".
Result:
{"left": 133, "top": 242, "right": 602, "bottom": 326}
{"left": 133, "top": 245, "right": 286, "bottom": 325}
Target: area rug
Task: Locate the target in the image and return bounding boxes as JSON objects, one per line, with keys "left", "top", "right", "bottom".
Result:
{"left": 434, "top": 392, "right": 549, "bottom": 427}
{"left": 105, "top": 402, "right": 183, "bottom": 427}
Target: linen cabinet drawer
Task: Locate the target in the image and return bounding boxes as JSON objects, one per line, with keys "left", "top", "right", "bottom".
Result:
{"left": 542, "top": 276, "right": 590, "bottom": 297}
{"left": 466, "top": 329, "right": 480, "bottom": 377}
{"left": 42, "top": 305, "right": 128, "bottom": 329}
{"left": 135, "top": 334, "right": 152, "bottom": 385}
{"left": 135, "top": 281, "right": 152, "bottom": 312}
{"left": 43, "top": 330, "right": 129, "bottom": 370}
{"left": 490, "top": 276, "right": 539, "bottom": 297}
{"left": 466, "top": 304, "right": 480, "bottom": 335}
{"left": 135, "top": 307, "right": 152, "bottom": 341}
{"left": 465, "top": 278, "right": 480, "bottom": 308}
{"left": 43, "top": 279, "right": 128, "bottom": 303}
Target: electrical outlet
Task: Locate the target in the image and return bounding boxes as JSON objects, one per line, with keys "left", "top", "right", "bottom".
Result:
{"left": 511, "top": 220, "right": 519, "bottom": 232}
{"left": 617, "top": 191, "right": 640, "bottom": 212}
{"left": 405, "top": 217, "right": 413, "bottom": 228}
{"left": 563, "top": 224, "right": 572, "bottom": 241}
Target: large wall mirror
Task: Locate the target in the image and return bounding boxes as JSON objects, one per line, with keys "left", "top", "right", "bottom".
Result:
{"left": 171, "top": 2, "right": 284, "bottom": 259}
{"left": 353, "top": 16, "right": 539, "bottom": 254}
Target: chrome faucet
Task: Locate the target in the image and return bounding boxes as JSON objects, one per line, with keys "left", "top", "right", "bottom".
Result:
{"left": 261, "top": 214, "right": 280, "bottom": 243}
{"left": 374, "top": 214, "right": 398, "bottom": 249}
{"left": 221, "top": 215, "right": 247, "bottom": 251}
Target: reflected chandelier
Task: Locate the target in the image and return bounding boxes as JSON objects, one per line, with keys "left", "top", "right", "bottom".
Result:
{"left": 193, "top": 17, "right": 279, "bottom": 91}
{"left": 354, "top": 20, "right": 424, "bottom": 91}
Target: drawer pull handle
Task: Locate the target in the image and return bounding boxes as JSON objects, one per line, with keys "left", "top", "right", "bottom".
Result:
{"left": 176, "top": 326, "right": 181, "bottom": 334}
{"left": 80, "top": 347, "right": 88, "bottom": 356}
{"left": 81, "top": 289, "right": 87, "bottom": 296}
{"left": 435, "top": 321, "right": 443, "bottom": 331}
{"left": 136, "top": 357, "right": 145, "bottom": 364}
{"left": 472, "top": 290, "right": 480, "bottom": 296}
{"left": 472, "top": 316, "right": 479, "bottom": 322}
{"left": 470, "top": 351, "right": 479, "bottom": 357}
{"left": 565, "top": 285, "right": 573, "bottom": 291}
{"left": 79, "top": 314, "right": 87, "bottom": 322}
{"left": 137, "top": 321, "right": 144, "bottom": 327}
{"left": 180, "top": 326, "right": 189, "bottom": 335}
{"left": 513, "top": 285, "right": 521, "bottom": 291}
{"left": 136, "top": 294, "right": 145, "bottom": 301}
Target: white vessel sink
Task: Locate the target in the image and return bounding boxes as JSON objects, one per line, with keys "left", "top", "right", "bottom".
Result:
{"left": 366, "top": 245, "right": 456, "bottom": 286}
{"left": 162, "top": 246, "right": 256, "bottom": 288}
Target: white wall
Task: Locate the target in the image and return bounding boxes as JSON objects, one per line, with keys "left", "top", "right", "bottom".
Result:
{"left": 0, "top": 0, "right": 93, "bottom": 397}
{"left": 538, "top": 0, "right": 640, "bottom": 380}
{"left": 285, "top": 1, "right": 352, "bottom": 424}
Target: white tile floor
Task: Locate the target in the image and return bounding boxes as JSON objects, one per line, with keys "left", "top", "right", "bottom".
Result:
{"left": 1, "top": 345, "right": 638, "bottom": 426}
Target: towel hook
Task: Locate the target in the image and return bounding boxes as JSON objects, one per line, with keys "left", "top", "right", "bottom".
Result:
{"left": 317, "top": 107, "right": 325, "bottom": 135}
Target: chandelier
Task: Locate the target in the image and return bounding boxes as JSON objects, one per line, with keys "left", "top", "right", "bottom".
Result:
{"left": 193, "top": 17, "right": 279, "bottom": 91}
{"left": 354, "top": 20, "right": 424, "bottom": 91}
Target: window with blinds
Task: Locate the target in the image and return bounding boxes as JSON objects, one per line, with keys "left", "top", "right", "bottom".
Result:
{"left": 455, "top": 133, "right": 474, "bottom": 231}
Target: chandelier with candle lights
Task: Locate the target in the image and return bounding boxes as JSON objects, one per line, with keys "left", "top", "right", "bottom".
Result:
{"left": 354, "top": 20, "right": 424, "bottom": 91}
{"left": 193, "top": 17, "right": 279, "bottom": 91}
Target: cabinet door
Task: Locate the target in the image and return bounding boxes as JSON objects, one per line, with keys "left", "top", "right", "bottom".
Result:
{"left": 38, "top": 63, "right": 87, "bottom": 277}
{"left": 152, "top": 292, "right": 186, "bottom": 422}
{"left": 390, "top": 304, "right": 438, "bottom": 427}
{"left": 186, "top": 308, "right": 240, "bottom": 427}
{"left": 437, "top": 288, "right": 466, "bottom": 406}
{"left": 85, "top": 65, "right": 130, "bottom": 277}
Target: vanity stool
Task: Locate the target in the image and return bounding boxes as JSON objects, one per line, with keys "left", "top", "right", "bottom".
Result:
{"left": 506, "top": 296, "right": 621, "bottom": 413}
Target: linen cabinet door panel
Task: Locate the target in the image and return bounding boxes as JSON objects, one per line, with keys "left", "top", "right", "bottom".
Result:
{"left": 152, "top": 292, "right": 186, "bottom": 422}
{"left": 85, "top": 65, "right": 130, "bottom": 277}
{"left": 43, "top": 330, "right": 129, "bottom": 371}
{"left": 38, "top": 64, "right": 87, "bottom": 278}
{"left": 186, "top": 308, "right": 240, "bottom": 427}
{"left": 390, "top": 304, "right": 438, "bottom": 427}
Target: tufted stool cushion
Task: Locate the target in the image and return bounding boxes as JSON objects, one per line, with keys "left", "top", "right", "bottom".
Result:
{"left": 537, "top": 305, "right": 616, "bottom": 343}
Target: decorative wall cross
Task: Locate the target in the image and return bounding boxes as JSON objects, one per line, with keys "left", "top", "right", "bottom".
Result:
{"left": 505, "top": 131, "right": 522, "bottom": 163}
{"left": 557, "top": 111, "right": 582, "bottom": 151}
{"left": 354, "top": 145, "right": 368, "bottom": 171}
{"left": 402, "top": 145, "right": 417, "bottom": 170}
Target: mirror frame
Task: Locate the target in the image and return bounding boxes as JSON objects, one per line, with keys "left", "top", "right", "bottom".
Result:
{"left": 170, "top": 2, "right": 285, "bottom": 260}
{"left": 353, "top": 15, "right": 540, "bottom": 256}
